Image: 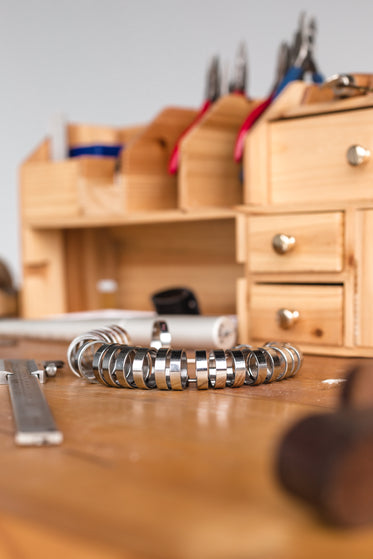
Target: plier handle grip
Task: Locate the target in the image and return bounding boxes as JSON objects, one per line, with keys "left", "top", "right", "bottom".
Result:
{"left": 234, "top": 13, "right": 324, "bottom": 162}
{"left": 168, "top": 57, "right": 220, "bottom": 175}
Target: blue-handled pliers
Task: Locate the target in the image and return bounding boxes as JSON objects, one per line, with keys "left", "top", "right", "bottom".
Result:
{"left": 274, "top": 14, "right": 324, "bottom": 98}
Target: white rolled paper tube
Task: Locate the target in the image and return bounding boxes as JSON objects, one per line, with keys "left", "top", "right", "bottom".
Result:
{"left": 0, "top": 315, "right": 236, "bottom": 349}
{"left": 118, "top": 315, "right": 237, "bottom": 350}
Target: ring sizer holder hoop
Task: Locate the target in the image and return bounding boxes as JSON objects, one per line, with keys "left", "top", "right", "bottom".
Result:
{"left": 68, "top": 323, "right": 303, "bottom": 391}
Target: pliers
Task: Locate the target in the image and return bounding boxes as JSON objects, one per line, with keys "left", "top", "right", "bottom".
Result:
{"left": 274, "top": 14, "right": 323, "bottom": 97}
{"left": 229, "top": 42, "right": 248, "bottom": 96}
{"left": 234, "top": 13, "right": 324, "bottom": 162}
{"left": 168, "top": 56, "right": 221, "bottom": 174}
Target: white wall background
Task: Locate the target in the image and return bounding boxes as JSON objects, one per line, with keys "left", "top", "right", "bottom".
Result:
{"left": 1, "top": 0, "right": 372, "bottom": 285}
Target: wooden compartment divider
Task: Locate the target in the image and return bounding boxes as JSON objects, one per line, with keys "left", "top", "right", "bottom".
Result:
{"left": 178, "top": 94, "right": 261, "bottom": 209}
{"left": 119, "top": 106, "right": 198, "bottom": 212}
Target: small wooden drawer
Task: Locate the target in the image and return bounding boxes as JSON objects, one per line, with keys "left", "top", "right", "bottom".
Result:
{"left": 270, "top": 108, "right": 373, "bottom": 205}
{"left": 248, "top": 212, "right": 344, "bottom": 273}
{"left": 250, "top": 283, "right": 344, "bottom": 346}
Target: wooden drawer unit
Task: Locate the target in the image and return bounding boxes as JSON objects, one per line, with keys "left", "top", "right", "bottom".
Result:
{"left": 250, "top": 284, "right": 344, "bottom": 347}
{"left": 248, "top": 212, "right": 344, "bottom": 273}
{"left": 239, "top": 85, "right": 373, "bottom": 356}
{"left": 270, "top": 108, "right": 373, "bottom": 205}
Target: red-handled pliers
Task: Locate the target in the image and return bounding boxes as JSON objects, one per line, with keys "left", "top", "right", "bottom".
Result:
{"left": 234, "top": 14, "right": 324, "bottom": 162}
{"left": 234, "top": 41, "right": 291, "bottom": 162}
{"left": 168, "top": 56, "right": 221, "bottom": 175}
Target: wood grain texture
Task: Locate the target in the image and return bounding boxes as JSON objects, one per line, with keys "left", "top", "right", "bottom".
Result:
{"left": 240, "top": 87, "right": 373, "bottom": 357}
{"left": 0, "top": 339, "right": 370, "bottom": 558}
{"left": 356, "top": 209, "right": 373, "bottom": 347}
{"left": 110, "top": 218, "right": 241, "bottom": 315}
{"left": 179, "top": 94, "right": 256, "bottom": 209}
{"left": 119, "top": 106, "right": 198, "bottom": 212}
{"left": 68, "top": 122, "right": 144, "bottom": 148}
{"left": 248, "top": 212, "right": 344, "bottom": 273}
{"left": 249, "top": 283, "right": 344, "bottom": 346}
{"left": 270, "top": 108, "right": 373, "bottom": 205}
{"left": 243, "top": 81, "right": 308, "bottom": 206}
{"left": 60, "top": 218, "right": 241, "bottom": 316}
{"left": 21, "top": 227, "right": 67, "bottom": 318}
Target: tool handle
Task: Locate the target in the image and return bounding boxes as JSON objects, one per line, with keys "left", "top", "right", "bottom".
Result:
{"left": 274, "top": 65, "right": 304, "bottom": 98}
{"left": 311, "top": 71, "right": 324, "bottom": 84}
{"left": 234, "top": 96, "right": 273, "bottom": 162}
{"left": 168, "top": 99, "right": 212, "bottom": 175}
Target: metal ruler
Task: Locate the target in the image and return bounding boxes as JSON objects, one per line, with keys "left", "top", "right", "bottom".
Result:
{"left": 0, "top": 359, "right": 63, "bottom": 446}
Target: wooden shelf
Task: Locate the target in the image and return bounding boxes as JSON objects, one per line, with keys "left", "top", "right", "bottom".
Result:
{"left": 26, "top": 208, "right": 237, "bottom": 230}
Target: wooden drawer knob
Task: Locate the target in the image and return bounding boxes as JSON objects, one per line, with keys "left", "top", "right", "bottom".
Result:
{"left": 346, "top": 144, "right": 370, "bottom": 166}
{"left": 272, "top": 233, "right": 296, "bottom": 255}
{"left": 276, "top": 308, "right": 300, "bottom": 330}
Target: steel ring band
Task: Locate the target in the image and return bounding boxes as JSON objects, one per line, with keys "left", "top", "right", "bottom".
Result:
{"left": 67, "top": 336, "right": 86, "bottom": 377}
{"left": 154, "top": 348, "right": 171, "bottom": 390}
{"left": 169, "top": 350, "right": 188, "bottom": 390}
{"left": 150, "top": 320, "right": 172, "bottom": 350}
{"left": 108, "top": 325, "right": 131, "bottom": 344}
{"left": 132, "top": 348, "right": 154, "bottom": 389}
{"left": 261, "top": 345, "right": 285, "bottom": 382}
{"left": 256, "top": 346, "right": 282, "bottom": 383}
{"left": 96, "top": 327, "right": 121, "bottom": 344}
{"left": 107, "top": 324, "right": 132, "bottom": 345}
{"left": 92, "top": 343, "right": 116, "bottom": 386}
{"left": 272, "top": 344, "right": 295, "bottom": 378}
{"left": 112, "top": 346, "right": 137, "bottom": 388}
{"left": 76, "top": 339, "right": 104, "bottom": 382}
{"left": 246, "top": 349, "right": 268, "bottom": 385}
{"left": 225, "top": 349, "right": 246, "bottom": 387}
{"left": 195, "top": 350, "right": 208, "bottom": 390}
{"left": 233, "top": 344, "right": 253, "bottom": 361}
{"left": 68, "top": 329, "right": 117, "bottom": 377}
{"left": 99, "top": 344, "right": 124, "bottom": 387}
{"left": 86, "top": 329, "right": 114, "bottom": 343}
{"left": 67, "top": 332, "right": 108, "bottom": 377}
{"left": 208, "top": 350, "right": 227, "bottom": 389}
{"left": 233, "top": 345, "right": 255, "bottom": 384}
{"left": 263, "top": 343, "right": 290, "bottom": 380}
{"left": 280, "top": 343, "right": 302, "bottom": 377}
{"left": 271, "top": 343, "right": 297, "bottom": 377}
{"left": 257, "top": 347, "right": 275, "bottom": 383}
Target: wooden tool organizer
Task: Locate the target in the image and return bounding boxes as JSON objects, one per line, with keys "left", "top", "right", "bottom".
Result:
{"left": 20, "top": 106, "right": 246, "bottom": 319}
{"left": 239, "top": 81, "right": 373, "bottom": 357}
{"left": 21, "top": 84, "right": 373, "bottom": 358}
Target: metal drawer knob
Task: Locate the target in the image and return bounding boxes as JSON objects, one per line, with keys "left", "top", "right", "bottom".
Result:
{"left": 277, "top": 308, "right": 300, "bottom": 330}
{"left": 346, "top": 145, "right": 370, "bottom": 166}
{"left": 272, "top": 233, "right": 296, "bottom": 255}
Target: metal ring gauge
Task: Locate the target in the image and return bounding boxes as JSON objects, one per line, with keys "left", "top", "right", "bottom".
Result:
{"left": 67, "top": 321, "right": 303, "bottom": 390}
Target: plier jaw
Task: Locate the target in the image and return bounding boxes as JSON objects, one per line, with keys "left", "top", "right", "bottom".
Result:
{"left": 205, "top": 56, "right": 221, "bottom": 103}
{"left": 290, "top": 13, "right": 323, "bottom": 83}
{"left": 228, "top": 42, "right": 248, "bottom": 95}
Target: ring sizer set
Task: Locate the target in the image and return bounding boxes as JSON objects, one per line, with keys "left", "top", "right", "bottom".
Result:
{"left": 67, "top": 322, "right": 303, "bottom": 390}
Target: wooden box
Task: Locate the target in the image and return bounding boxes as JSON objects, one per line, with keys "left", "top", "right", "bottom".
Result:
{"left": 238, "top": 82, "right": 373, "bottom": 356}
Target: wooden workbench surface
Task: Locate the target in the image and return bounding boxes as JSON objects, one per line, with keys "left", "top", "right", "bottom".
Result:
{"left": 0, "top": 338, "right": 372, "bottom": 558}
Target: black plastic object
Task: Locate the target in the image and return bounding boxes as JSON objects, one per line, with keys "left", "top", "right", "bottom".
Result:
{"left": 151, "top": 288, "right": 200, "bottom": 315}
